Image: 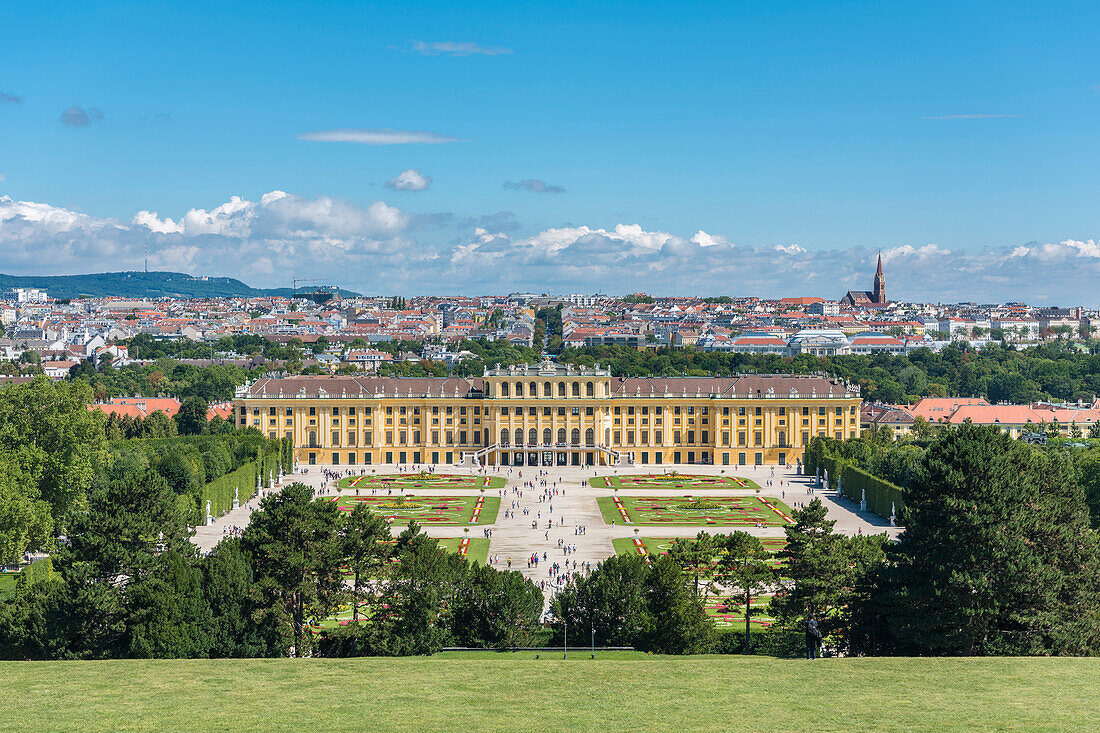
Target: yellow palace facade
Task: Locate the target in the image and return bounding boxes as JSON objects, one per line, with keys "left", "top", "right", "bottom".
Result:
{"left": 233, "top": 363, "right": 860, "bottom": 468}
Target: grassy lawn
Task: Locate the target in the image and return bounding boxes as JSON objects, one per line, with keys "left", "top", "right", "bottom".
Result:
{"left": 337, "top": 473, "right": 505, "bottom": 490}
{"left": 1, "top": 657, "right": 1098, "bottom": 732}
{"left": 0, "top": 571, "right": 17, "bottom": 598}
{"left": 597, "top": 495, "right": 794, "bottom": 526}
{"left": 325, "top": 494, "right": 500, "bottom": 525}
{"left": 593, "top": 473, "right": 760, "bottom": 490}
{"left": 436, "top": 537, "right": 490, "bottom": 565}
{"left": 613, "top": 535, "right": 786, "bottom": 560}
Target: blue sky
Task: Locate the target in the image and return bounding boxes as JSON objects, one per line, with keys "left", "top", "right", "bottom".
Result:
{"left": 2, "top": 1, "right": 1100, "bottom": 302}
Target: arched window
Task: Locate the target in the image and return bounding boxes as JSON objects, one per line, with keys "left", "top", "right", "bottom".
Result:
{"left": 605, "top": 428, "right": 611, "bottom": 445}
{"left": 529, "top": 428, "right": 538, "bottom": 445}
{"left": 558, "top": 382, "right": 566, "bottom": 397}
{"left": 585, "top": 428, "right": 594, "bottom": 446}
{"left": 515, "top": 382, "right": 524, "bottom": 397}
{"left": 571, "top": 428, "right": 580, "bottom": 444}
{"left": 501, "top": 382, "right": 509, "bottom": 397}
{"left": 530, "top": 382, "right": 537, "bottom": 398}
{"left": 309, "top": 430, "right": 317, "bottom": 447}
{"left": 572, "top": 381, "right": 580, "bottom": 397}
{"left": 544, "top": 381, "right": 552, "bottom": 397}
{"left": 586, "top": 382, "right": 594, "bottom": 397}
{"left": 543, "top": 428, "right": 552, "bottom": 444}
{"left": 500, "top": 428, "right": 508, "bottom": 445}
{"left": 557, "top": 428, "right": 566, "bottom": 444}
{"left": 515, "top": 428, "right": 524, "bottom": 445}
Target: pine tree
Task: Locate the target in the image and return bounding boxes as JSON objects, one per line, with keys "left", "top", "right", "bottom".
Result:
{"left": 887, "top": 424, "right": 1100, "bottom": 655}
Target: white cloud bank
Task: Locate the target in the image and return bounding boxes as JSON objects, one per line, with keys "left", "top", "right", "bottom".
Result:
{"left": 1, "top": 191, "right": 1099, "bottom": 304}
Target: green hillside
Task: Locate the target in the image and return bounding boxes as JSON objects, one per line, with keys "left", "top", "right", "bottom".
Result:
{"left": 1, "top": 656, "right": 1096, "bottom": 732}
{"left": 0, "top": 271, "right": 360, "bottom": 300}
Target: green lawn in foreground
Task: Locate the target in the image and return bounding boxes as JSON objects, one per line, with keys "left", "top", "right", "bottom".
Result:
{"left": 592, "top": 473, "right": 760, "bottom": 490}
{"left": 597, "top": 495, "right": 794, "bottom": 526}
{"left": 337, "top": 473, "right": 505, "bottom": 490}
{"left": 1, "top": 658, "right": 1098, "bottom": 732}
{"left": 326, "top": 494, "right": 500, "bottom": 525}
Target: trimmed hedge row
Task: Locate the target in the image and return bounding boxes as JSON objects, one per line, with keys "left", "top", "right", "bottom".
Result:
{"left": 804, "top": 437, "right": 905, "bottom": 521}
{"left": 201, "top": 445, "right": 286, "bottom": 521}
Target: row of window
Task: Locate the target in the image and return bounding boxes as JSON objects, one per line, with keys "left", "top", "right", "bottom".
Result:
{"left": 495, "top": 381, "right": 600, "bottom": 397}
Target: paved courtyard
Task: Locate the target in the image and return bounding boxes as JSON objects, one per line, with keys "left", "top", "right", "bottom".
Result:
{"left": 192, "top": 462, "right": 901, "bottom": 607}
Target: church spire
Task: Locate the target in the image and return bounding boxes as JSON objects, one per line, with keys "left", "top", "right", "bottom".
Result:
{"left": 873, "top": 252, "right": 886, "bottom": 303}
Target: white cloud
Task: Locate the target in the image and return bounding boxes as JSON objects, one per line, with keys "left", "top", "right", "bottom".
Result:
{"left": 2, "top": 192, "right": 1100, "bottom": 304}
{"left": 60, "top": 106, "right": 104, "bottom": 127}
{"left": 299, "top": 129, "right": 461, "bottom": 145}
{"left": 409, "top": 40, "right": 513, "bottom": 57}
{"left": 774, "top": 244, "right": 806, "bottom": 255}
{"left": 385, "top": 169, "right": 432, "bottom": 191}
{"left": 691, "top": 231, "right": 727, "bottom": 247}
{"left": 132, "top": 210, "right": 183, "bottom": 234}
{"left": 503, "top": 179, "right": 565, "bottom": 194}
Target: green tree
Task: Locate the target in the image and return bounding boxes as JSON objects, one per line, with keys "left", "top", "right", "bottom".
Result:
{"left": 125, "top": 551, "right": 213, "bottom": 658}
{"left": 667, "top": 531, "right": 718, "bottom": 599}
{"left": 241, "top": 483, "right": 344, "bottom": 656}
{"left": 640, "top": 555, "right": 715, "bottom": 654}
{"left": 769, "top": 499, "right": 850, "bottom": 642}
{"left": 0, "top": 457, "right": 53, "bottom": 563}
{"left": 550, "top": 554, "right": 651, "bottom": 648}
{"left": 715, "top": 532, "right": 776, "bottom": 653}
{"left": 886, "top": 424, "right": 1100, "bottom": 655}
{"left": 449, "top": 564, "right": 544, "bottom": 649}
{"left": 340, "top": 505, "right": 392, "bottom": 623}
{"left": 174, "top": 396, "right": 209, "bottom": 436}
{"left": 200, "top": 537, "right": 274, "bottom": 657}
{"left": 0, "top": 376, "right": 107, "bottom": 528}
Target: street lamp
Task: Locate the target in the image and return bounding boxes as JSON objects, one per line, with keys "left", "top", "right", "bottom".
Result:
{"left": 563, "top": 618, "right": 568, "bottom": 660}
{"left": 591, "top": 626, "right": 595, "bottom": 659}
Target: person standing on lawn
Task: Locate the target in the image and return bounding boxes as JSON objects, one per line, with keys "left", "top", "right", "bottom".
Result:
{"left": 805, "top": 616, "right": 822, "bottom": 659}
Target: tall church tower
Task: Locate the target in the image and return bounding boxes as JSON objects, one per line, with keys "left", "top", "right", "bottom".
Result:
{"left": 873, "top": 253, "right": 885, "bottom": 303}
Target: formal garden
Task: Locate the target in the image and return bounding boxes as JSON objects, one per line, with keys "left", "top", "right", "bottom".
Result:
{"left": 592, "top": 473, "right": 760, "bottom": 490}
{"left": 327, "top": 494, "right": 500, "bottom": 524}
{"left": 337, "top": 472, "right": 506, "bottom": 490}
{"left": 613, "top": 535, "right": 786, "bottom": 562}
{"left": 597, "top": 495, "right": 794, "bottom": 526}
{"left": 611, "top": 535, "right": 783, "bottom": 630}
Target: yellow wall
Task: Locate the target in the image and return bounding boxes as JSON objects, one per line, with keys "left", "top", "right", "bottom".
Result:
{"left": 236, "top": 374, "right": 859, "bottom": 467}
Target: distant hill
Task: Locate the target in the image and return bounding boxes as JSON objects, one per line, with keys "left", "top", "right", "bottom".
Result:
{"left": 0, "top": 271, "right": 360, "bottom": 300}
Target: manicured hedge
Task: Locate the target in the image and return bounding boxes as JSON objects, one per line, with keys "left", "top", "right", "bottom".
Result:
{"left": 804, "top": 436, "right": 905, "bottom": 521}
{"left": 201, "top": 460, "right": 258, "bottom": 520}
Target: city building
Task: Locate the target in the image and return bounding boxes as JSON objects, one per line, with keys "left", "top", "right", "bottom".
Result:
{"left": 234, "top": 364, "right": 860, "bottom": 468}
{"left": 841, "top": 254, "right": 887, "bottom": 307}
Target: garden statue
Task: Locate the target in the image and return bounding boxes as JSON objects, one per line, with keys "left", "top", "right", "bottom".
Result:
{"left": 860, "top": 488, "right": 867, "bottom": 512}
{"left": 890, "top": 501, "right": 897, "bottom": 527}
{"left": 836, "top": 474, "right": 843, "bottom": 496}
{"left": 205, "top": 499, "right": 213, "bottom": 526}
{"left": 233, "top": 486, "right": 240, "bottom": 510}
